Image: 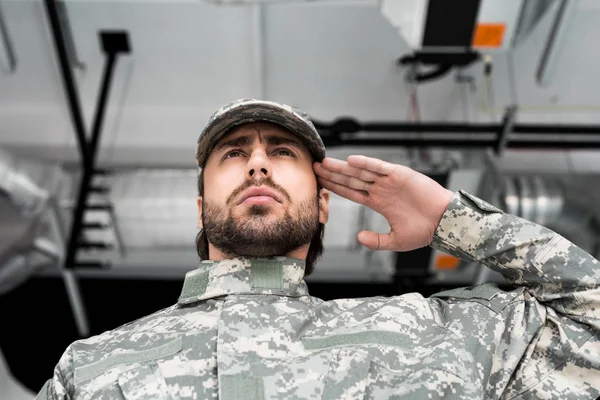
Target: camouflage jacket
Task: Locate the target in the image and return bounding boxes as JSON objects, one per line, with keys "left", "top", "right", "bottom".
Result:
{"left": 36, "top": 190, "right": 600, "bottom": 399}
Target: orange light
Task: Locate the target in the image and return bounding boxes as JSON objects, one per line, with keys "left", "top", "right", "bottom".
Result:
{"left": 435, "top": 254, "right": 460, "bottom": 270}
{"left": 472, "top": 23, "right": 506, "bottom": 48}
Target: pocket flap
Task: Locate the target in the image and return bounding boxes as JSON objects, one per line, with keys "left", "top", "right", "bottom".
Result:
{"left": 302, "top": 331, "right": 413, "bottom": 351}
{"left": 74, "top": 337, "right": 182, "bottom": 384}
{"left": 431, "top": 283, "right": 502, "bottom": 301}
{"left": 431, "top": 283, "right": 524, "bottom": 313}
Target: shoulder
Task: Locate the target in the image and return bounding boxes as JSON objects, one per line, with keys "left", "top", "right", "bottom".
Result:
{"left": 75, "top": 304, "right": 184, "bottom": 347}
{"left": 317, "top": 292, "right": 433, "bottom": 323}
{"left": 49, "top": 303, "right": 187, "bottom": 393}
{"left": 61, "top": 303, "right": 192, "bottom": 374}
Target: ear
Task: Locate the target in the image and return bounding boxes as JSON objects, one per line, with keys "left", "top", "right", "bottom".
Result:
{"left": 318, "top": 188, "right": 330, "bottom": 224}
{"left": 197, "top": 196, "right": 203, "bottom": 229}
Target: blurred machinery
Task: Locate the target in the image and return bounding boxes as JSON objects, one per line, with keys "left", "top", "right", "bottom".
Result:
{"left": 381, "top": 0, "right": 572, "bottom": 86}
{"left": 382, "top": 0, "right": 557, "bottom": 53}
{"left": 0, "top": 148, "right": 69, "bottom": 296}
{"left": 0, "top": 147, "right": 76, "bottom": 399}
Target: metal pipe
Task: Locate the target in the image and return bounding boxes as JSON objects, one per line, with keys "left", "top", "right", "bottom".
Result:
{"left": 108, "top": 204, "right": 126, "bottom": 257}
{"left": 314, "top": 119, "right": 600, "bottom": 135}
{"left": 313, "top": 120, "right": 500, "bottom": 134}
{"left": 495, "top": 105, "right": 517, "bottom": 155}
{"left": 44, "top": 0, "right": 89, "bottom": 164}
{"left": 537, "top": 0, "right": 579, "bottom": 86}
{"left": 0, "top": 1, "right": 16, "bottom": 74}
{"left": 89, "top": 53, "right": 116, "bottom": 165}
{"left": 508, "top": 139, "right": 600, "bottom": 148}
{"left": 513, "top": 124, "right": 599, "bottom": 134}
{"left": 46, "top": 198, "right": 90, "bottom": 337}
{"left": 322, "top": 138, "right": 497, "bottom": 148}
{"left": 321, "top": 135, "right": 600, "bottom": 149}
{"left": 55, "top": 0, "right": 86, "bottom": 71}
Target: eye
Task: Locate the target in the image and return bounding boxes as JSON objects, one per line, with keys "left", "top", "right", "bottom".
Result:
{"left": 224, "top": 150, "right": 243, "bottom": 159}
{"left": 275, "top": 148, "right": 294, "bottom": 157}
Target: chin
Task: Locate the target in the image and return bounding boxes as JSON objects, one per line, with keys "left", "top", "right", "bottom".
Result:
{"left": 237, "top": 213, "right": 281, "bottom": 230}
{"left": 251, "top": 204, "right": 277, "bottom": 214}
{"left": 236, "top": 204, "right": 280, "bottom": 217}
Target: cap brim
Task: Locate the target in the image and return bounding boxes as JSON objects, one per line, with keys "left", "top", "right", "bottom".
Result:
{"left": 195, "top": 100, "right": 324, "bottom": 167}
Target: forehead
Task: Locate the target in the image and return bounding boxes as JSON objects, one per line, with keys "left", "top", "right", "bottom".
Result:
{"left": 219, "top": 121, "right": 300, "bottom": 142}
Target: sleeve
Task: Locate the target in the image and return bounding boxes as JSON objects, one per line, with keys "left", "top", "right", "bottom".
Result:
{"left": 34, "top": 346, "right": 74, "bottom": 400}
{"left": 428, "top": 189, "right": 600, "bottom": 399}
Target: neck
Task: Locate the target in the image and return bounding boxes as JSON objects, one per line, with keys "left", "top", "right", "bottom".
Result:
{"left": 207, "top": 242, "right": 310, "bottom": 262}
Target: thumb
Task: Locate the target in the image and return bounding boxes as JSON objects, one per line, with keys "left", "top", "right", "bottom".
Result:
{"left": 357, "top": 230, "right": 393, "bottom": 251}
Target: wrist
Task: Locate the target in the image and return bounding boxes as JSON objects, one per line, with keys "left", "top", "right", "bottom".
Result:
{"left": 433, "top": 189, "right": 455, "bottom": 228}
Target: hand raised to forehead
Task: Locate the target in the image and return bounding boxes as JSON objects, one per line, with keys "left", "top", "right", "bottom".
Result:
{"left": 313, "top": 155, "right": 454, "bottom": 252}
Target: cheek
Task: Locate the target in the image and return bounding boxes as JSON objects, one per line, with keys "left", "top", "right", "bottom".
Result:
{"left": 204, "top": 168, "right": 244, "bottom": 203}
{"left": 274, "top": 165, "right": 317, "bottom": 199}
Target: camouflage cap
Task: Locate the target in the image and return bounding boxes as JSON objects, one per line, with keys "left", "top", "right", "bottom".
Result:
{"left": 195, "top": 99, "right": 325, "bottom": 168}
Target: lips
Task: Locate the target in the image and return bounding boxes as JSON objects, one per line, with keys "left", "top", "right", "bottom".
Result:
{"left": 237, "top": 187, "right": 283, "bottom": 205}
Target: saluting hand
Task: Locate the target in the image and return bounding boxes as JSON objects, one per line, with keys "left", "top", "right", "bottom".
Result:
{"left": 313, "top": 155, "right": 454, "bottom": 252}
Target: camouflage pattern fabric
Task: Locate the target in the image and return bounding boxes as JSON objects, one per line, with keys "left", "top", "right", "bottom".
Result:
{"left": 35, "top": 190, "right": 600, "bottom": 399}
{"left": 194, "top": 99, "right": 326, "bottom": 168}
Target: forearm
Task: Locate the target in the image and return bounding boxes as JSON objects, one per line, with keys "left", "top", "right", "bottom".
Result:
{"left": 430, "top": 190, "right": 600, "bottom": 323}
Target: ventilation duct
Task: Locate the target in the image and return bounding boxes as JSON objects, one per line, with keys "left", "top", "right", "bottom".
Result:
{"left": 0, "top": 148, "right": 50, "bottom": 216}
{"left": 0, "top": 148, "right": 67, "bottom": 294}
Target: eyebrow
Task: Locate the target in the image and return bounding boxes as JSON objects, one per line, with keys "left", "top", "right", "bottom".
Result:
{"left": 214, "top": 134, "right": 304, "bottom": 153}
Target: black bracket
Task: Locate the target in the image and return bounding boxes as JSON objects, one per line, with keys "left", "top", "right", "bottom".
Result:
{"left": 63, "top": 31, "right": 130, "bottom": 270}
{"left": 398, "top": 51, "right": 481, "bottom": 84}
{"left": 495, "top": 105, "right": 517, "bottom": 155}
{"left": 46, "top": 2, "right": 132, "bottom": 271}
{"left": 100, "top": 31, "right": 130, "bottom": 55}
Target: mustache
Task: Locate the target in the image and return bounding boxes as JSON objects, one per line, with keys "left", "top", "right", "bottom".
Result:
{"left": 227, "top": 177, "right": 291, "bottom": 205}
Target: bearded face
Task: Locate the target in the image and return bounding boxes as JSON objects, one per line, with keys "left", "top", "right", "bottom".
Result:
{"left": 202, "top": 177, "right": 320, "bottom": 258}
{"left": 198, "top": 122, "right": 329, "bottom": 262}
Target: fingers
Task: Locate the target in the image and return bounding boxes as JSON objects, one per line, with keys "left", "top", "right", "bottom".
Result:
{"left": 347, "top": 155, "right": 396, "bottom": 176}
{"left": 314, "top": 162, "right": 374, "bottom": 192}
{"left": 317, "top": 176, "right": 369, "bottom": 206}
{"left": 320, "top": 158, "right": 383, "bottom": 181}
{"left": 357, "top": 230, "right": 394, "bottom": 251}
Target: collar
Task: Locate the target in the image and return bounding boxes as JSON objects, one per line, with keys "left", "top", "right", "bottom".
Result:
{"left": 177, "top": 257, "right": 309, "bottom": 304}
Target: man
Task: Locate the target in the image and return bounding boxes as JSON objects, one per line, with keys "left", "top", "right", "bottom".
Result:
{"left": 37, "top": 99, "right": 599, "bottom": 399}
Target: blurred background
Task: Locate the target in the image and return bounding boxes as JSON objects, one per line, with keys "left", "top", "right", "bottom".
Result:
{"left": 1, "top": 0, "right": 600, "bottom": 396}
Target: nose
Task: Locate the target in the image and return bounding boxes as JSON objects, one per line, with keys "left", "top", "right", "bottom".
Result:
{"left": 246, "top": 148, "right": 271, "bottom": 179}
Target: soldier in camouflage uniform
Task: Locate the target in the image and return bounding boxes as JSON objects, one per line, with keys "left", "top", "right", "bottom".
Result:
{"left": 36, "top": 99, "right": 599, "bottom": 399}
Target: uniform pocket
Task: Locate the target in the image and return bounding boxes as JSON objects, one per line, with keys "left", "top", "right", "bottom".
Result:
{"left": 117, "top": 363, "right": 172, "bottom": 400}
{"left": 363, "top": 361, "right": 478, "bottom": 400}
{"left": 322, "top": 348, "right": 480, "bottom": 400}
{"left": 321, "top": 348, "right": 371, "bottom": 400}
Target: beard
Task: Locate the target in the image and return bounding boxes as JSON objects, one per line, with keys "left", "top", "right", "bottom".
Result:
{"left": 202, "top": 188, "right": 320, "bottom": 259}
